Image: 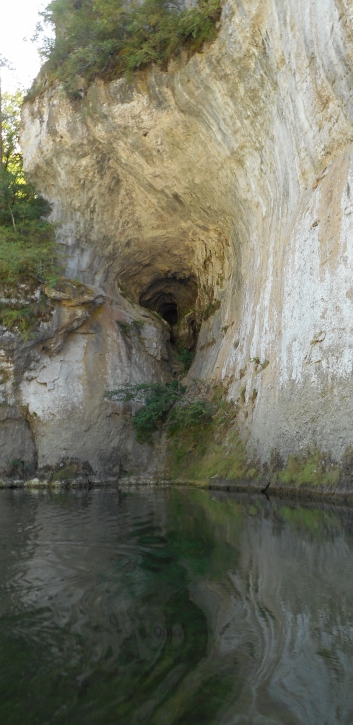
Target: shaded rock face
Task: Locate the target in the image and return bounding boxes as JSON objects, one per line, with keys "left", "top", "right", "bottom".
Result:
{"left": 16, "top": 0, "right": 353, "bottom": 472}
{"left": 0, "top": 283, "right": 170, "bottom": 478}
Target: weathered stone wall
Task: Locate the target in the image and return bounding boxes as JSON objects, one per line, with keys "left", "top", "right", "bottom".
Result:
{"left": 0, "top": 283, "right": 170, "bottom": 478}
{"left": 17, "top": 0, "right": 353, "bottom": 471}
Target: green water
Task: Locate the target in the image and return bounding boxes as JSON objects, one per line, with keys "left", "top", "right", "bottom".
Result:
{"left": 0, "top": 488, "right": 353, "bottom": 724}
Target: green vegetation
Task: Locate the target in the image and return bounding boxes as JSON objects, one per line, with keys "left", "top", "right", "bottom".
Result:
{"left": 202, "top": 299, "right": 221, "bottom": 321}
{"left": 0, "top": 91, "right": 59, "bottom": 335}
{"left": 105, "top": 381, "right": 186, "bottom": 443}
{"left": 0, "top": 294, "right": 53, "bottom": 338}
{"left": 278, "top": 451, "right": 340, "bottom": 488}
{"left": 167, "top": 386, "right": 259, "bottom": 481}
{"left": 51, "top": 464, "right": 77, "bottom": 481}
{"left": 116, "top": 321, "right": 131, "bottom": 335}
{"left": 106, "top": 381, "right": 342, "bottom": 488}
{"left": 169, "top": 398, "right": 213, "bottom": 433}
{"left": 250, "top": 356, "right": 270, "bottom": 371}
{"left": 5, "top": 458, "right": 35, "bottom": 479}
{"left": 168, "top": 403, "right": 258, "bottom": 481}
{"left": 177, "top": 343, "right": 194, "bottom": 371}
{"left": 0, "top": 92, "right": 57, "bottom": 283}
{"left": 106, "top": 380, "right": 260, "bottom": 481}
{"left": 35, "top": 0, "right": 221, "bottom": 97}
{"left": 106, "top": 383, "right": 342, "bottom": 489}
{"left": 116, "top": 320, "right": 145, "bottom": 338}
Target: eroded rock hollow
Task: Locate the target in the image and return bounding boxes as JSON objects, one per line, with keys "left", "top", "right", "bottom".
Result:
{"left": 2, "top": 0, "right": 353, "bottom": 481}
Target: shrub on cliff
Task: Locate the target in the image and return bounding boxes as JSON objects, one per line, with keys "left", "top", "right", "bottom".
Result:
{"left": 0, "top": 91, "right": 58, "bottom": 286}
{"left": 106, "top": 381, "right": 217, "bottom": 445}
{"left": 105, "top": 380, "right": 258, "bottom": 482}
{"left": 106, "top": 381, "right": 186, "bottom": 442}
{"left": 0, "top": 91, "right": 60, "bottom": 333}
{"left": 34, "top": 0, "right": 221, "bottom": 97}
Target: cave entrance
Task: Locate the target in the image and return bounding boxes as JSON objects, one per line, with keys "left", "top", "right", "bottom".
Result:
{"left": 139, "top": 275, "right": 198, "bottom": 327}
{"left": 161, "top": 304, "right": 178, "bottom": 326}
{"left": 156, "top": 294, "right": 179, "bottom": 325}
{"left": 139, "top": 275, "right": 199, "bottom": 368}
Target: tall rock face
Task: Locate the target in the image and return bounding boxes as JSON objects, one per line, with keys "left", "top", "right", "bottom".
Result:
{"left": 16, "top": 0, "right": 353, "bottom": 474}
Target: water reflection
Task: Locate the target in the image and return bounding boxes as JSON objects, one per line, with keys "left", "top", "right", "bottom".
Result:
{"left": 0, "top": 488, "right": 352, "bottom": 724}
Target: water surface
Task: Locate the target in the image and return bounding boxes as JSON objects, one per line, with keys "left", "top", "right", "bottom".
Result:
{"left": 0, "top": 487, "right": 353, "bottom": 724}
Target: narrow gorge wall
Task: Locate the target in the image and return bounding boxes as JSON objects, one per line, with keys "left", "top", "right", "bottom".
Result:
{"left": 11, "top": 0, "right": 353, "bottom": 477}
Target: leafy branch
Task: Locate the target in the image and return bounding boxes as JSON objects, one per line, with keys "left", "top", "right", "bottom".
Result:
{"left": 105, "top": 381, "right": 186, "bottom": 442}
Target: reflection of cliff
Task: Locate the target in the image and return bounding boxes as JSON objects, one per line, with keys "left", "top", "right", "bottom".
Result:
{"left": 3, "top": 488, "right": 353, "bottom": 724}
{"left": 185, "top": 492, "right": 353, "bottom": 724}
{"left": 8, "top": 0, "right": 353, "bottom": 476}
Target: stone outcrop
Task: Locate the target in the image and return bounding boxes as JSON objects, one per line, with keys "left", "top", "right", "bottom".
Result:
{"left": 0, "top": 281, "right": 170, "bottom": 478}
{"left": 8, "top": 0, "right": 353, "bottom": 478}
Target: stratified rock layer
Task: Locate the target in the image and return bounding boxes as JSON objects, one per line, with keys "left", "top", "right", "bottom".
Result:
{"left": 16, "top": 0, "right": 353, "bottom": 473}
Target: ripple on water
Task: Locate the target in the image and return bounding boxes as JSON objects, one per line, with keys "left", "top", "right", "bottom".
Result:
{"left": 0, "top": 487, "right": 353, "bottom": 724}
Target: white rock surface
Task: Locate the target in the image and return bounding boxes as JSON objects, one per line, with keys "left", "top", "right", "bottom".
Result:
{"left": 18, "top": 0, "right": 353, "bottom": 466}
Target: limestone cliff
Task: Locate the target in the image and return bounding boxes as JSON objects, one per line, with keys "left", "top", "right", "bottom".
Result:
{"left": 0, "top": 278, "right": 170, "bottom": 478}
{"left": 4, "top": 0, "right": 353, "bottom": 480}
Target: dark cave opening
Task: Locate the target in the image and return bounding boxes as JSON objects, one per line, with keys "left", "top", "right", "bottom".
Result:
{"left": 160, "top": 301, "right": 178, "bottom": 326}
{"left": 138, "top": 275, "right": 198, "bottom": 326}
{"left": 138, "top": 274, "right": 199, "bottom": 364}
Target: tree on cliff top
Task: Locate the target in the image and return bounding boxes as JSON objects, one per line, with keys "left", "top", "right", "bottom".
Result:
{"left": 33, "top": 0, "right": 221, "bottom": 97}
{"left": 0, "top": 90, "right": 58, "bottom": 286}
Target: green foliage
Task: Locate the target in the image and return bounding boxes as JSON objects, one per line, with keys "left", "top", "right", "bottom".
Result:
{"left": 0, "top": 293, "right": 52, "bottom": 339}
{"left": 0, "top": 91, "right": 60, "bottom": 334}
{"left": 169, "top": 399, "right": 213, "bottom": 433}
{"left": 105, "top": 381, "right": 186, "bottom": 442}
{"left": 0, "top": 220, "right": 58, "bottom": 285}
{"left": 279, "top": 452, "right": 340, "bottom": 488}
{"left": 250, "top": 357, "right": 270, "bottom": 371}
{"left": 177, "top": 344, "right": 194, "bottom": 371}
{"left": 116, "top": 321, "right": 131, "bottom": 335}
{"left": 0, "top": 91, "right": 22, "bottom": 171}
{"left": 105, "top": 380, "right": 258, "bottom": 482}
{"left": 168, "top": 414, "right": 254, "bottom": 481}
{"left": 6, "top": 458, "right": 35, "bottom": 479}
{"left": 35, "top": 0, "right": 221, "bottom": 97}
{"left": 117, "top": 319, "right": 145, "bottom": 340}
{"left": 0, "top": 92, "right": 51, "bottom": 229}
{"left": 0, "top": 305, "right": 37, "bottom": 338}
{"left": 52, "top": 464, "right": 77, "bottom": 481}
{"left": 202, "top": 299, "right": 221, "bottom": 321}
{"left": 167, "top": 386, "right": 257, "bottom": 481}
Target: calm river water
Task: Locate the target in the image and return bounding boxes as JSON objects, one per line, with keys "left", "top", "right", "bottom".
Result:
{"left": 0, "top": 487, "right": 353, "bottom": 724}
